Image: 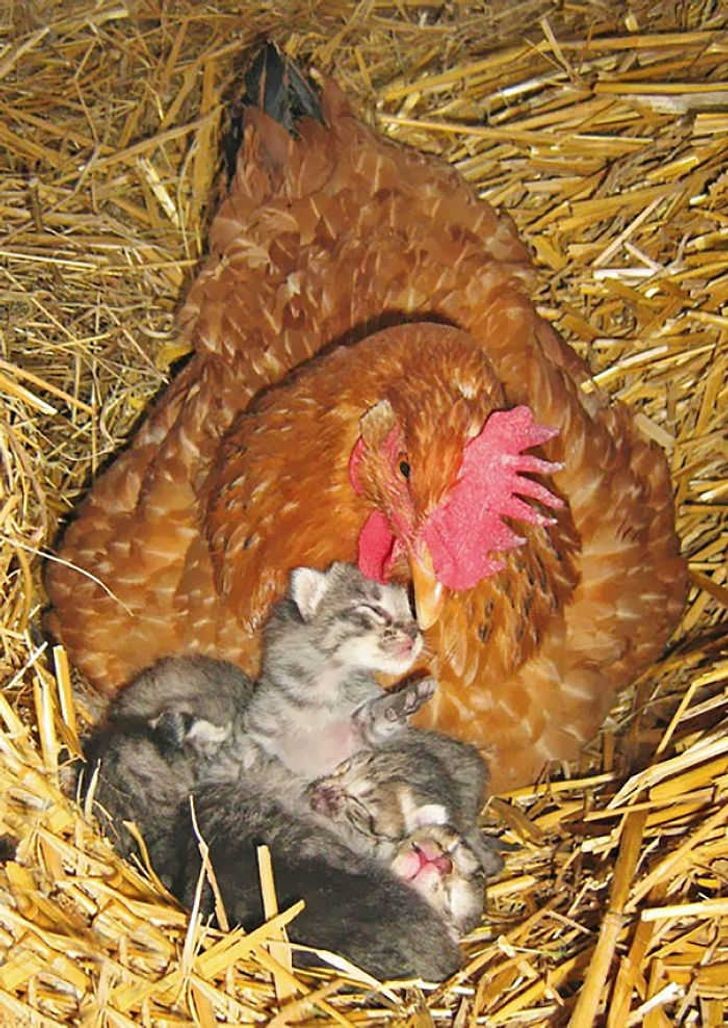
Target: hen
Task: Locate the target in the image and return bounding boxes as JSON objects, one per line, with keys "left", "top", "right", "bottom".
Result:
{"left": 47, "top": 50, "right": 686, "bottom": 790}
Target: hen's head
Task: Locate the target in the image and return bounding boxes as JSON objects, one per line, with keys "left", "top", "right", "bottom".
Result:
{"left": 209, "top": 321, "right": 564, "bottom": 641}
{"left": 347, "top": 331, "right": 563, "bottom": 627}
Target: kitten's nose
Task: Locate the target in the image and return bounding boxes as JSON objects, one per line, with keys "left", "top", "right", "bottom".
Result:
{"left": 414, "top": 841, "right": 453, "bottom": 876}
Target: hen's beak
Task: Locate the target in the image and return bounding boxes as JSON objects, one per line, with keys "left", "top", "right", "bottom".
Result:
{"left": 411, "top": 547, "right": 446, "bottom": 630}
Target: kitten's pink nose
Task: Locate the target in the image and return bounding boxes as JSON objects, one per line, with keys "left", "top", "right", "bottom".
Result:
{"left": 395, "top": 635, "right": 416, "bottom": 658}
{"left": 414, "top": 843, "right": 452, "bottom": 876}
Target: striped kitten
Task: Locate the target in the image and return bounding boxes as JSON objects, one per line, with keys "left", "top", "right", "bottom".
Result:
{"left": 308, "top": 732, "right": 505, "bottom": 873}
{"left": 235, "top": 561, "right": 432, "bottom": 782}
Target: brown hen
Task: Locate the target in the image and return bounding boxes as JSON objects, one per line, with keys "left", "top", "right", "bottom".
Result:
{"left": 46, "top": 54, "right": 686, "bottom": 790}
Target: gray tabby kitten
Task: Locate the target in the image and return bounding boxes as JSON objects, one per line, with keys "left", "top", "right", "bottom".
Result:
{"left": 235, "top": 561, "right": 433, "bottom": 783}
{"left": 308, "top": 732, "right": 505, "bottom": 887}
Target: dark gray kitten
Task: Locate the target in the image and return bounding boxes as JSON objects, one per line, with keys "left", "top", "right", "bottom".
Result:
{"left": 79, "top": 655, "right": 253, "bottom": 881}
{"left": 175, "top": 778, "right": 465, "bottom": 981}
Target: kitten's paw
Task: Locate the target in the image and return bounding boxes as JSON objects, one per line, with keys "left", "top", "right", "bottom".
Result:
{"left": 357, "top": 676, "right": 437, "bottom": 743}
{"left": 395, "top": 676, "right": 437, "bottom": 717}
{"left": 380, "top": 676, "right": 437, "bottom": 724}
{"left": 307, "top": 780, "right": 342, "bottom": 817}
{"left": 468, "top": 830, "right": 506, "bottom": 875}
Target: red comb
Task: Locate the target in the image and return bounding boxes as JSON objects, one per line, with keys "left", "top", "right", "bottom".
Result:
{"left": 421, "top": 406, "right": 563, "bottom": 591}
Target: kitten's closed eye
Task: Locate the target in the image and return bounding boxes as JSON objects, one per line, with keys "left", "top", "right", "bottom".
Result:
{"left": 351, "top": 603, "right": 390, "bottom": 626}
{"left": 347, "top": 797, "right": 379, "bottom": 836}
{"left": 333, "top": 756, "right": 352, "bottom": 776}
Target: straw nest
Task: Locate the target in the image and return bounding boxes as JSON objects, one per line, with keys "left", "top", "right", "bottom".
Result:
{"left": 1, "top": 1, "right": 726, "bottom": 1024}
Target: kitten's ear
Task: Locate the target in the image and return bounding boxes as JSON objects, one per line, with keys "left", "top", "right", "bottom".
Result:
{"left": 290, "top": 567, "right": 329, "bottom": 621}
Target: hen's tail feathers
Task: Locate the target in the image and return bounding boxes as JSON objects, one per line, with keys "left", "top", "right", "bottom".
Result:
{"left": 246, "top": 43, "right": 322, "bottom": 130}
{"left": 223, "top": 44, "right": 323, "bottom": 182}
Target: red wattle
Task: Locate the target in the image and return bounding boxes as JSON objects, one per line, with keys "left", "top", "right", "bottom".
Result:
{"left": 357, "top": 510, "right": 397, "bottom": 583}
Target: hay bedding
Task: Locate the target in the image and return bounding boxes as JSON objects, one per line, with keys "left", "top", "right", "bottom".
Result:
{"left": 0, "top": 0, "right": 726, "bottom": 1022}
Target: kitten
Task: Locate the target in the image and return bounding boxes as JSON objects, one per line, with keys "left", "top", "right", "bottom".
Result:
{"left": 237, "top": 561, "right": 429, "bottom": 782}
{"left": 308, "top": 732, "right": 505, "bottom": 874}
{"left": 79, "top": 655, "right": 253, "bottom": 881}
{"left": 79, "top": 563, "right": 432, "bottom": 872}
{"left": 175, "top": 777, "right": 466, "bottom": 982}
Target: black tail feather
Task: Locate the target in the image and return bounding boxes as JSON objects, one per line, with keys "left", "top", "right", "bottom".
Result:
{"left": 222, "top": 44, "right": 323, "bottom": 181}
{"left": 245, "top": 43, "right": 322, "bottom": 130}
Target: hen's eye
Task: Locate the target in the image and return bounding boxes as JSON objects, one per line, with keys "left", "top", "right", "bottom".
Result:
{"left": 399, "top": 460, "right": 411, "bottom": 479}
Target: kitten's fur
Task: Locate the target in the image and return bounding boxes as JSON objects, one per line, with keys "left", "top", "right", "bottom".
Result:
{"left": 80, "top": 655, "right": 253, "bottom": 880}
{"left": 308, "top": 733, "right": 505, "bottom": 875}
{"left": 238, "top": 562, "right": 426, "bottom": 781}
